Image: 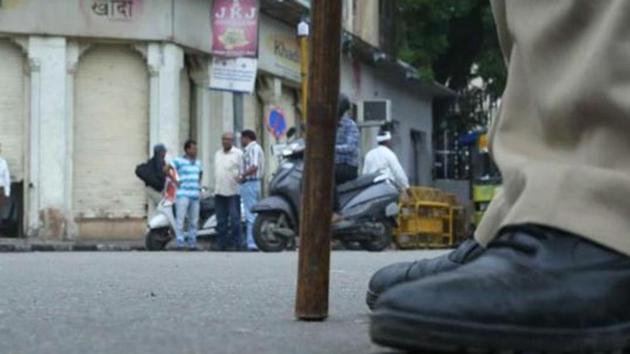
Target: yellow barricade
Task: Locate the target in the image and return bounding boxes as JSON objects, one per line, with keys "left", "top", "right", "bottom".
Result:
{"left": 394, "top": 187, "right": 466, "bottom": 249}
{"left": 472, "top": 184, "right": 502, "bottom": 226}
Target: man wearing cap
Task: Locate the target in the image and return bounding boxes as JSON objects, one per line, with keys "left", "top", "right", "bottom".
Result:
{"left": 362, "top": 131, "right": 410, "bottom": 194}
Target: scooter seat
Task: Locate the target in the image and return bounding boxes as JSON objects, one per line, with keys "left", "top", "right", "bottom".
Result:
{"left": 337, "top": 173, "right": 381, "bottom": 194}
{"left": 200, "top": 197, "right": 215, "bottom": 220}
{"left": 200, "top": 197, "right": 215, "bottom": 212}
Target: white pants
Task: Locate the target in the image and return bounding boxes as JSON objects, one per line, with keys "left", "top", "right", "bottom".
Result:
{"left": 146, "top": 187, "right": 162, "bottom": 215}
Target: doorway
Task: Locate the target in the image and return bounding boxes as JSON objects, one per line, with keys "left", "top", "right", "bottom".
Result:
{"left": 410, "top": 130, "right": 428, "bottom": 186}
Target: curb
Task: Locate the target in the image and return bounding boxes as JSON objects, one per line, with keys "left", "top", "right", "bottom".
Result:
{"left": 0, "top": 242, "right": 146, "bottom": 253}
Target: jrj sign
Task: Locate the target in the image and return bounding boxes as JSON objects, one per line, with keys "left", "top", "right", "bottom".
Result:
{"left": 211, "top": 0, "right": 259, "bottom": 57}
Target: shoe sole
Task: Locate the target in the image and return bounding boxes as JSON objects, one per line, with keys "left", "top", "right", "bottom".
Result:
{"left": 371, "top": 308, "right": 630, "bottom": 353}
{"left": 366, "top": 290, "right": 378, "bottom": 310}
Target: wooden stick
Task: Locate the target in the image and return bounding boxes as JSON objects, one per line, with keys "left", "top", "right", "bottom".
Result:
{"left": 294, "top": 0, "right": 344, "bottom": 321}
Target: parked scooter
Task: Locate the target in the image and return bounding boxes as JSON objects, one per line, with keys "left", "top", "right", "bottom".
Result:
{"left": 251, "top": 139, "right": 400, "bottom": 252}
{"left": 145, "top": 195, "right": 217, "bottom": 251}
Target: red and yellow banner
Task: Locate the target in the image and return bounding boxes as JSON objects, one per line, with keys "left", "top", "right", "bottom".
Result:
{"left": 211, "top": 0, "right": 259, "bottom": 57}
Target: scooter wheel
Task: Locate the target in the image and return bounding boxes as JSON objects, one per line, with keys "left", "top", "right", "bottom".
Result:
{"left": 341, "top": 240, "right": 362, "bottom": 251}
{"left": 253, "top": 213, "right": 291, "bottom": 252}
{"left": 360, "top": 222, "right": 392, "bottom": 252}
{"left": 145, "top": 229, "right": 171, "bottom": 251}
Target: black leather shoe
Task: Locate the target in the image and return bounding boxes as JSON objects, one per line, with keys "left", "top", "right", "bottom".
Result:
{"left": 366, "top": 238, "right": 482, "bottom": 309}
{"left": 370, "top": 225, "right": 630, "bottom": 353}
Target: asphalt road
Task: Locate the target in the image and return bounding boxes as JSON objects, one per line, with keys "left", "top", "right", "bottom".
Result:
{"left": 0, "top": 250, "right": 446, "bottom": 354}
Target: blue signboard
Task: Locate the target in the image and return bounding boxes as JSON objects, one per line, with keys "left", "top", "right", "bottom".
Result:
{"left": 267, "top": 107, "right": 287, "bottom": 139}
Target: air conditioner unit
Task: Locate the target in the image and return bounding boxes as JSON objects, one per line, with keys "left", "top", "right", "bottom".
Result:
{"left": 358, "top": 99, "right": 392, "bottom": 127}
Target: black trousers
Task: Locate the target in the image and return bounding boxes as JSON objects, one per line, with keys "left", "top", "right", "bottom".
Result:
{"left": 333, "top": 164, "right": 358, "bottom": 212}
{"left": 215, "top": 195, "right": 241, "bottom": 250}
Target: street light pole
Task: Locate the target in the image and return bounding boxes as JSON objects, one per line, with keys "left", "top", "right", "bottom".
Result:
{"left": 295, "top": 0, "right": 343, "bottom": 321}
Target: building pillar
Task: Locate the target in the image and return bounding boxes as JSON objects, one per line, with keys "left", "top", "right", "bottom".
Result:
{"left": 190, "top": 57, "right": 212, "bottom": 188}
{"left": 147, "top": 43, "right": 184, "bottom": 157}
{"left": 63, "top": 41, "right": 81, "bottom": 238}
{"left": 27, "top": 36, "right": 70, "bottom": 239}
{"left": 221, "top": 92, "right": 235, "bottom": 133}
{"left": 242, "top": 93, "right": 259, "bottom": 135}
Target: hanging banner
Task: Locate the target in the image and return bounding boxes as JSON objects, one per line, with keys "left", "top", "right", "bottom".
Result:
{"left": 209, "top": 57, "right": 258, "bottom": 94}
{"left": 211, "top": 0, "right": 259, "bottom": 57}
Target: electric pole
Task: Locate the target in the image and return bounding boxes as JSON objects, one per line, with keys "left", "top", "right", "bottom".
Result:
{"left": 295, "top": 0, "right": 343, "bottom": 321}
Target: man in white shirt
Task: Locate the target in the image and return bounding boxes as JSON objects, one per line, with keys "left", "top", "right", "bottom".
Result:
{"left": 237, "top": 130, "right": 265, "bottom": 251}
{"left": 0, "top": 144, "right": 11, "bottom": 210}
{"left": 214, "top": 132, "right": 243, "bottom": 251}
{"left": 362, "top": 131, "right": 410, "bottom": 194}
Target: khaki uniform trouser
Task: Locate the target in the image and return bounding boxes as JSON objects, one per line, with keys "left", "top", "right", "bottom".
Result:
{"left": 477, "top": 1, "right": 630, "bottom": 256}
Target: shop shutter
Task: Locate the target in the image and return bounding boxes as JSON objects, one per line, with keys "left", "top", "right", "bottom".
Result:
{"left": 0, "top": 40, "right": 26, "bottom": 182}
{"left": 74, "top": 45, "right": 149, "bottom": 219}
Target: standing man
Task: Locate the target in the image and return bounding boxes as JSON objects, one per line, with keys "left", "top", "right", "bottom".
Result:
{"left": 214, "top": 133, "right": 243, "bottom": 251}
{"left": 172, "top": 140, "right": 203, "bottom": 250}
{"left": 333, "top": 94, "right": 360, "bottom": 219}
{"left": 238, "top": 130, "right": 265, "bottom": 251}
{"left": 0, "top": 144, "right": 11, "bottom": 212}
{"left": 363, "top": 131, "right": 410, "bottom": 194}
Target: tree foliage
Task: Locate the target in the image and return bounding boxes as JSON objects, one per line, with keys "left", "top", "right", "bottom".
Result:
{"left": 398, "top": 0, "right": 506, "bottom": 130}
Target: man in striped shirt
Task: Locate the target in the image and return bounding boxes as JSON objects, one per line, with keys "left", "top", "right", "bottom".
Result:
{"left": 238, "top": 130, "right": 265, "bottom": 251}
{"left": 171, "top": 139, "right": 203, "bottom": 250}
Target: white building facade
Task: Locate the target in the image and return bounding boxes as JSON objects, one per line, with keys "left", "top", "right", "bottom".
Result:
{"left": 0, "top": 0, "right": 449, "bottom": 241}
{"left": 0, "top": 0, "right": 225, "bottom": 240}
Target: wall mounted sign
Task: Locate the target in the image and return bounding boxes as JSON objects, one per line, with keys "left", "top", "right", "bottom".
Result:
{"left": 259, "top": 16, "right": 301, "bottom": 83}
{"left": 89, "top": 0, "right": 137, "bottom": 21}
{"left": 209, "top": 57, "right": 258, "bottom": 94}
{"left": 211, "top": 0, "right": 259, "bottom": 57}
{"left": 266, "top": 106, "right": 287, "bottom": 139}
